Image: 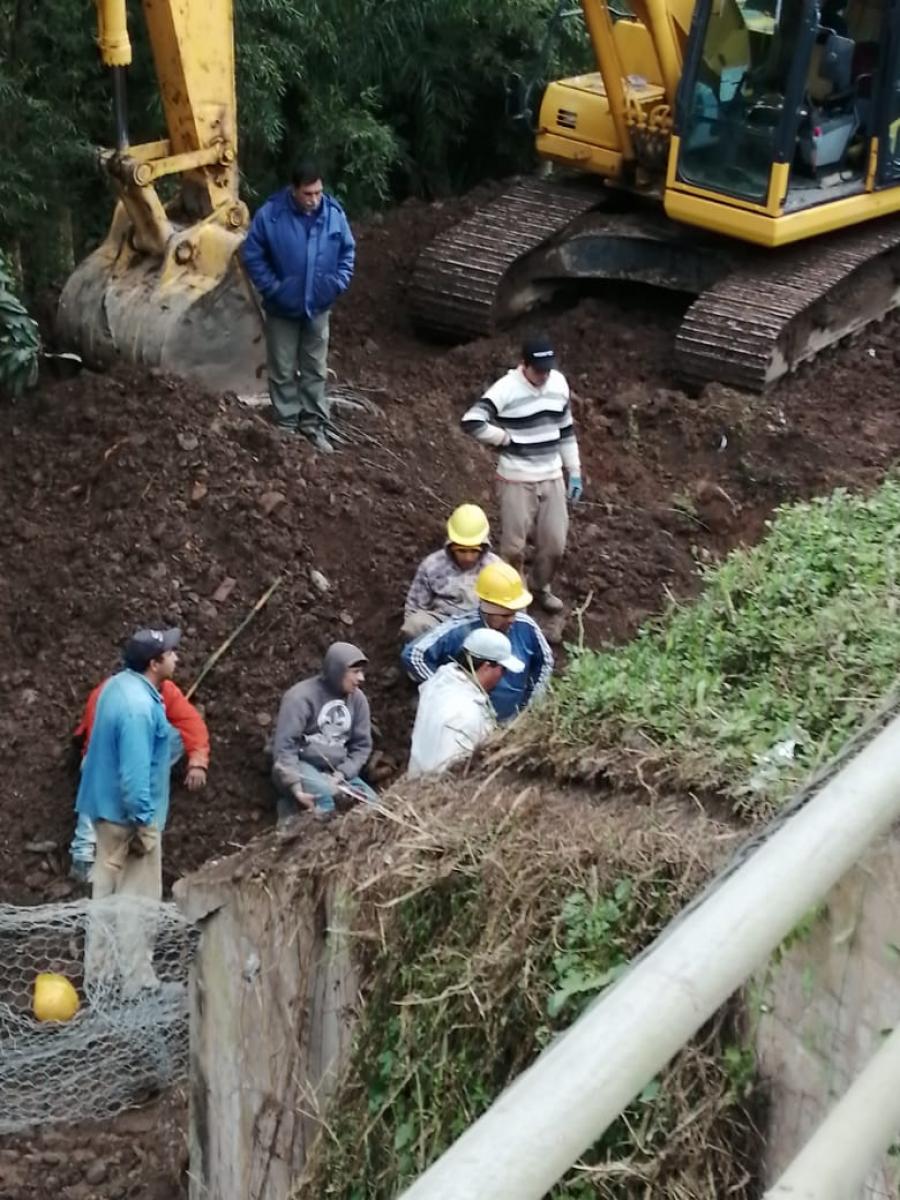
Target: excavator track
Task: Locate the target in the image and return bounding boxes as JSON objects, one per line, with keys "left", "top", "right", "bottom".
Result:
{"left": 675, "top": 215, "right": 900, "bottom": 392}
{"left": 409, "top": 177, "right": 604, "bottom": 339}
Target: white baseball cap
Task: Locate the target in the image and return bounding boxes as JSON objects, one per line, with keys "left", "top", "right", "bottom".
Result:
{"left": 462, "top": 627, "right": 524, "bottom": 673}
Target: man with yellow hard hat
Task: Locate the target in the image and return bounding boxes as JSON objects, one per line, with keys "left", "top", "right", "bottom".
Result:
{"left": 402, "top": 503, "right": 499, "bottom": 641}
{"left": 401, "top": 560, "right": 553, "bottom": 721}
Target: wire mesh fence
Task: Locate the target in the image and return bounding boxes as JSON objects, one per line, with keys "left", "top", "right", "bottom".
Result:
{"left": 0, "top": 897, "right": 197, "bottom": 1135}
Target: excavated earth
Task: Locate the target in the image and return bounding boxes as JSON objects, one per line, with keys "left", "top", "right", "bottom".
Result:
{"left": 2, "top": 183, "right": 900, "bottom": 1197}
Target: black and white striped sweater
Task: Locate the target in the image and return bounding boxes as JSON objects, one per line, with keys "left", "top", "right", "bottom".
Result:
{"left": 461, "top": 367, "right": 581, "bottom": 483}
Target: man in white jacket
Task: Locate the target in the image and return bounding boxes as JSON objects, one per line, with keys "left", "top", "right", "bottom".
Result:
{"left": 461, "top": 334, "right": 583, "bottom": 613}
{"left": 407, "top": 628, "right": 524, "bottom": 778}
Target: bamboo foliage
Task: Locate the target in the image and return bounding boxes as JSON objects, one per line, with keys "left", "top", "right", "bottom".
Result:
{"left": 1, "top": 0, "right": 588, "bottom": 291}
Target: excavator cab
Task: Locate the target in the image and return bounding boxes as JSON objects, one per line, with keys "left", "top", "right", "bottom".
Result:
{"left": 667, "top": 0, "right": 899, "bottom": 245}
{"left": 56, "top": 0, "right": 265, "bottom": 394}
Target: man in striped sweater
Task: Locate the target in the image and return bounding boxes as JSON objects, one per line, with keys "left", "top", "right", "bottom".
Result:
{"left": 461, "top": 335, "right": 583, "bottom": 613}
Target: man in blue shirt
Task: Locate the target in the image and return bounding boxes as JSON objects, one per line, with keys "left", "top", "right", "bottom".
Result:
{"left": 77, "top": 626, "right": 182, "bottom": 992}
{"left": 241, "top": 160, "right": 356, "bottom": 454}
{"left": 402, "top": 562, "right": 553, "bottom": 722}
{"left": 77, "top": 626, "right": 182, "bottom": 896}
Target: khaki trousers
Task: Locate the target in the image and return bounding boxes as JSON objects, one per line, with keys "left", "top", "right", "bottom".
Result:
{"left": 401, "top": 609, "right": 443, "bottom": 641}
{"left": 265, "top": 311, "right": 331, "bottom": 432}
{"left": 86, "top": 820, "right": 162, "bottom": 995}
{"left": 499, "top": 476, "right": 569, "bottom": 592}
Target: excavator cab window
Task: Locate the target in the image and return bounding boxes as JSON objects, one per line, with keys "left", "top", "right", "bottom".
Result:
{"left": 675, "top": 0, "right": 817, "bottom": 201}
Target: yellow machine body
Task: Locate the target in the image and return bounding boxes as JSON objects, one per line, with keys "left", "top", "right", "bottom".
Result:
{"left": 57, "top": 0, "right": 265, "bottom": 392}
{"left": 534, "top": 0, "right": 900, "bottom": 249}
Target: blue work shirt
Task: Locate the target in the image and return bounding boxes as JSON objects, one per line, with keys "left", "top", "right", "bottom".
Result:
{"left": 75, "top": 670, "right": 174, "bottom": 828}
{"left": 241, "top": 188, "right": 356, "bottom": 321}
{"left": 401, "top": 610, "right": 554, "bottom": 722}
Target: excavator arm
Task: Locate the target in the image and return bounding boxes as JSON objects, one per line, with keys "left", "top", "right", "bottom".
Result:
{"left": 57, "top": 0, "right": 263, "bottom": 393}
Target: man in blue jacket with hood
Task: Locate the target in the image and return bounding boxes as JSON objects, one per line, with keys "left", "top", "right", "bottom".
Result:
{"left": 241, "top": 160, "right": 355, "bottom": 452}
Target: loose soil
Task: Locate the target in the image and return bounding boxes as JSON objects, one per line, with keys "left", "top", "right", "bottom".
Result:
{"left": 3, "top": 187, "right": 900, "bottom": 906}
{"left": 2, "top": 183, "right": 900, "bottom": 1196}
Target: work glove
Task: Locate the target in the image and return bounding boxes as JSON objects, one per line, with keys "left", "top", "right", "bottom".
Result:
{"left": 567, "top": 474, "right": 583, "bottom": 503}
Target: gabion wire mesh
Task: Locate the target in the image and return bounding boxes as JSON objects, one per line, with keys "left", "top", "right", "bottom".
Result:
{"left": 0, "top": 898, "right": 197, "bottom": 1134}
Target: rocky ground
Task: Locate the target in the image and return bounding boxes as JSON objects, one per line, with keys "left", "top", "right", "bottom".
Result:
{"left": 2, "top": 183, "right": 900, "bottom": 1196}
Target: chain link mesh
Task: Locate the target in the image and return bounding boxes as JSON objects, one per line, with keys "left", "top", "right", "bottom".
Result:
{"left": 0, "top": 898, "right": 197, "bottom": 1135}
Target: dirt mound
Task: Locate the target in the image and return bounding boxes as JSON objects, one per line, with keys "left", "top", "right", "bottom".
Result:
{"left": 2, "top": 189, "right": 900, "bottom": 910}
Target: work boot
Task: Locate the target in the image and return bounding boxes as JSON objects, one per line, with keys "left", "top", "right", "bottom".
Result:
{"left": 304, "top": 428, "right": 334, "bottom": 455}
{"left": 537, "top": 586, "right": 564, "bottom": 613}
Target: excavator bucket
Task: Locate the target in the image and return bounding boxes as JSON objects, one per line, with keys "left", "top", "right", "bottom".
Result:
{"left": 57, "top": 204, "right": 267, "bottom": 396}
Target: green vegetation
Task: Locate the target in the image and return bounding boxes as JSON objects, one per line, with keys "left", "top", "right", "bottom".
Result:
{"left": 300, "top": 483, "right": 900, "bottom": 1198}
{"left": 521, "top": 481, "right": 900, "bottom": 818}
{"left": 298, "top": 790, "right": 757, "bottom": 1199}
{"left": 0, "top": 0, "right": 589, "bottom": 292}
{"left": 0, "top": 251, "right": 40, "bottom": 398}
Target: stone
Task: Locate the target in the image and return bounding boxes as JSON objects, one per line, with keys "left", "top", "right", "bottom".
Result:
{"left": 176, "top": 432, "right": 199, "bottom": 452}
{"left": 212, "top": 576, "right": 237, "bottom": 604}
{"left": 309, "top": 569, "right": 330, "bottom": 594}
{"left": 339, "top": 610, "right": 354, "bottom": 626}
{"left": 256, "top": 712, "right": 272, "bottom": 727}
{"left": 46, "top": 879, "right": 76, "bottom": 900}
{"left": 190, "top": 480, "right": 208, "bottom": 503}
{"left": 24, "top": 840, "right": 58, "bottom": 854}
{"left": 259, "top": 491, "right": 287, "bottom": 516}
{"left": 84, "top": 1160, "right": 108, "bottom": 1186}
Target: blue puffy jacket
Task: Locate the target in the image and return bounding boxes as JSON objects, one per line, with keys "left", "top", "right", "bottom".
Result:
{"left": 401, "top": 610, "right": 554, "bottom": 722}
{"left": 75, "top": 671, "right": 174, "bottom": 828}
{"left": 241, "top": 188, "right": 356, "bottom": 321}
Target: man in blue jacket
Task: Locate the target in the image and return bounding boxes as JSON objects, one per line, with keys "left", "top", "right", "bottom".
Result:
{"left": 77, "top": 627, "right": 182, "bottom": 992}
{"left": 402, "top": 562, "right": 553, "bottom": 722}
{"left": 241, "top": 160, "right": 356, "bottom": 453}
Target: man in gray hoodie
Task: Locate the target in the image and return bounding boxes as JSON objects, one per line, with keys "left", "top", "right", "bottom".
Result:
{"left": 272, "top": 642, "right": 377, "bottom": 822}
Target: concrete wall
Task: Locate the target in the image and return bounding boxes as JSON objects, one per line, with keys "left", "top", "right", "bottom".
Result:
{"left": 757, "top": 829, "right": 900, "bottom": 1197}
{"left": 175, "top": 850, "right": 358, "bottom": 1200}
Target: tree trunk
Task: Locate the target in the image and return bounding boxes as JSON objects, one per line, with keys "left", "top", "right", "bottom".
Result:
{"left": 174, "top": 837, "right": 359, "bottom": 1200}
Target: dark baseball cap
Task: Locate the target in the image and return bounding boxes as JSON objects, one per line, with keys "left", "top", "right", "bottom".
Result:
{"left": 522, "top": 335, "right": 556, "bottom": 372}
{"left": 123, "top": 627, "right": 182, "bottom": 670}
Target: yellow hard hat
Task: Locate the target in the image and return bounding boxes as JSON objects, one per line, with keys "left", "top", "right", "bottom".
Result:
{"left": 475, "top": 561, "right": 532, "bottom": 611}
{"left": 33, "top": 972, "right": 80, "bottom": 1023}
{"left": 446, "top": 503, "right": 489, "bottom": 548}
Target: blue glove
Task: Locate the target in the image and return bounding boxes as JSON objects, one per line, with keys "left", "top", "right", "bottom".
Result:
{"left": 567, "top": 474, "right": 583, "bottom": 503}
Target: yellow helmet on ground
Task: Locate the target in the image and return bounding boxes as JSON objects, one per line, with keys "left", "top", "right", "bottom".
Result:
{"left": 33, "top": 972, "right": 80, "bottom": 1022}
{"left": 475, "top": 561, "right": 532, "bottom": 611}
{"left": 446, "top": 503, "right": 490, "bottom": 548}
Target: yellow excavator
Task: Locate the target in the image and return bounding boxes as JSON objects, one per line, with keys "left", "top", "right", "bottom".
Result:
{"left": 61, "top": 0, "right": 900, "bottom": 393}
{"left": 411, "top": 0, "right": 900, "bottom": 389}
{"left": 57, "top": 0, "right": 264, "bottom": 394}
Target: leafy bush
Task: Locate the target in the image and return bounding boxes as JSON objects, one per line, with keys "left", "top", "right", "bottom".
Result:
{"left": 0, "top": 251, "right": 40, "bottom": 398}
{"left": 517, "top": 482, "right": 900, "bottom": 817}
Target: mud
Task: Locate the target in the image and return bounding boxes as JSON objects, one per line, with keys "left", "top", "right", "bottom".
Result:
{"left": 2, "top": 190, "right": 900, "bottom": 910}
{"left": 3, "top": 183, "right": 900, "bottom": 1198}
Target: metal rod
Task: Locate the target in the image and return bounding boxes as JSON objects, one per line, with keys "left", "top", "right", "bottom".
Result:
{"left": 400, "top": 711, "right": 900, "bottom": 1200}
{"left": 111, "top": 65, "right": 129, "bottom": 153}
{"left": 763, "top": 1024, "right": 900, "bottom": 1200}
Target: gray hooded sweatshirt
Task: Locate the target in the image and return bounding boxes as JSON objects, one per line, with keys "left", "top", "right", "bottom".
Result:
{"left": 272, "top": 643, "right": 372, "bottom": 789}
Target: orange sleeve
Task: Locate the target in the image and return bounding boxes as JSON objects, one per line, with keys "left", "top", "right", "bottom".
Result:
{"left": 161, "top": 680, "right": 211, "bottom": 769}
{"left": 74, "top": 682, "right": 106, "bottom": 757}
